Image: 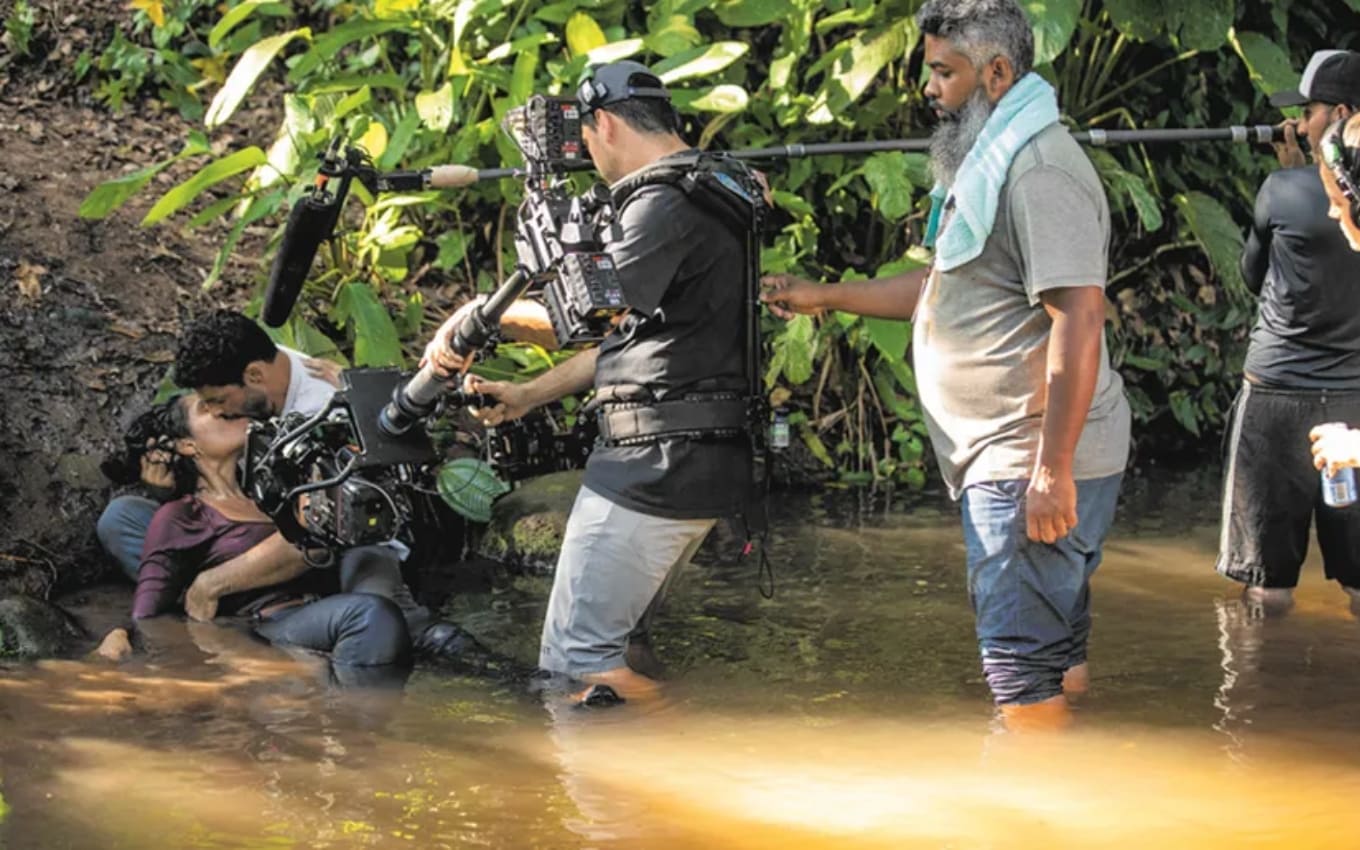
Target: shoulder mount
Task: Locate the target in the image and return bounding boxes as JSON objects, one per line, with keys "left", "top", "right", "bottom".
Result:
{"left": 610, "top": 151, "right": 768, "bottom": 238}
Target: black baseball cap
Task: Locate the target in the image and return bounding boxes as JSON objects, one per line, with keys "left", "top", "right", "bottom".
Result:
{"left": 1269, "top": 50, "right": 1360, "bottom": 107}
{"left": 576, "top": 60, "right": 670, "bottom": 115}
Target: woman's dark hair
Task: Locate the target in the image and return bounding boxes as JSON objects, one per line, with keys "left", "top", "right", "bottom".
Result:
{"left": 174, "top": 309, "right": 279, "bottom": 390}
{"left": 101, "top": 393, "right": 199, "bottom": 498}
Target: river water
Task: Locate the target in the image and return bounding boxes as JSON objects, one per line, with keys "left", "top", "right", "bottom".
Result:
{"left": 3, "top": 470, "right": 1360, "bottom": 849}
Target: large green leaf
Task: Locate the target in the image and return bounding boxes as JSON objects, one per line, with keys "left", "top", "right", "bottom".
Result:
{"left": 1173, "top": 0, "right": 1232, "bottom": 51}
{"left": 80, "top": 133, "right": 211, "bottom": 219}
{"left": 653, "top": 42, "right": 749, "bottom": 84}
{"left": 141, "top": 146, "right": 267, "bottom": 225}
{"left": 206, "top": 27, "right": 310, "bottom": 129}
{"left": 208, "top": 0, "right": 288, "bottom": 49}
{"left": 1168, "top": 389, "right": 1200, "bottom": 436}
{"left": 645, "top": 14, "right": 701, "bottom": 57}
{"left": 1024, "top": 0, "right": 1082, "bottom": 67}
{"left": 287, "top": 20, "right": 407, "bottom": 83}
{"left": 862, "top": 152, "right": 916, "bottom": 221}
{"left": 863, "top": 317, "right": 910, "bottom": 359}
{"left": 416, "top": 82, "right": 454, "bottom": 131}
{"left": 1173, "top": 191, "right": 1247, "bottom": 302}
{"left": 770, "top": 313, "right": 816, "bottom": 385}
{"left": 1103, "top": 0, "right": 1166, "bottom": 41}
{"left": 1231, "top": 31, "right": 1300, "bottom": 100}
{"left": 1089, "top": 149, "right": 1163, "bottom": 231}
{"left": 712, "top": 0, "right": 786, "bottom": 27}
{"left": 807, "top": 19, "right": 917, "bottom": 124}
{"left": 672, "top": 84, "right": 749, "bottom": 113}
{"left": 333, "top": 282, "right": 403, "bottom": 367}
{"left": 565, "top": 12, "right": 606, "bottom": 57}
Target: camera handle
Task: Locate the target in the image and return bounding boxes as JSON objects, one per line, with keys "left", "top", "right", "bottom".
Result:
{"left": 379, "top": 267, "right": 536, "bottom": 436}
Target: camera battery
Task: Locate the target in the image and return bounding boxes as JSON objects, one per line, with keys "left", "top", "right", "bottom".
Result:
{"left": 526, "top": 96, "right": 584, "bottom": 165}
{"left": 544, "top": 252, "right": 627, "bottom": 344}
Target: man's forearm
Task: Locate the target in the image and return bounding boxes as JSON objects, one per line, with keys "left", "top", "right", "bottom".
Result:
{"left": 1036, "top": 288, "right": 1106, "bottom": 473}
{"left": 820, "top": 269, "right": 930, "bottom": 319}
{"left": 195, "top": 532, "right": 309, "bottom": 600}
{"left": 520, "top": 348, "right": 599, "bottom": 408}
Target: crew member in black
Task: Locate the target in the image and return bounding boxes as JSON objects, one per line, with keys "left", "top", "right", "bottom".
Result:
{"left": 1218, "top": 49, "right": 1360, "bottom": 613}
{"left": 422, "top": 61, "right": 753, "bottom": 699}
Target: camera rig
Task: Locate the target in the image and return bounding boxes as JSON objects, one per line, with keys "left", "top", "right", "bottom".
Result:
{"left": 242, "top": 367, "right": 494, "bottom": 557}
{"left": 379, "top": 94, "right": 627, "bottom": 436}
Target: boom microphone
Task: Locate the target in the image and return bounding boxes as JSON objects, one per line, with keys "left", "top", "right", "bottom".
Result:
{"left": 261, "top": 191, "right": 342, "bottom": 327}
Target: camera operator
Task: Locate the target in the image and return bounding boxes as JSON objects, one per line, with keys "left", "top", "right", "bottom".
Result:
{"left": 1216, "top": 51, "right": 1360, "bottom": 616}
{"left": 97, "top": 310, "right": 340, "bottom": 581}
{"left": 425, "top": 61, "right": 753, "bottom": 701}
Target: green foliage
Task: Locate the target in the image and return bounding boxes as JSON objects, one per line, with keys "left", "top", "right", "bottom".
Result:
{"left": 4, "top": 0, "right": 35, "bottom": 58}
{"left": 74, "top": 0, "right": 1356, "bottom": 481}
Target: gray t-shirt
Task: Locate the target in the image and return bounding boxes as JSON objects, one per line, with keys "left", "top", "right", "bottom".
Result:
{"left": 913, "top": 123, "right": 1130, "bottom": 498}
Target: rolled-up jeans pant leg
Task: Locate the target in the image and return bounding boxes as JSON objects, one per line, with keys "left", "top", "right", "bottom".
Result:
{"left": 96, "top": 495, "right": 158, "bottom": 581}
{"left": 962, "top": 474, "right": 1123, "bottom": 706}
{"left": 538, "top": 486, "right": 715, "bottom": 678}
{"left": 254, "top": 593, "right": 414, "bottom": 688}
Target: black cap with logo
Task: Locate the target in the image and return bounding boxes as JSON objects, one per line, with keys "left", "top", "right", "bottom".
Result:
{"left": 1270, "top": 50, "right": 1360, "bottom": 108}
{"left": 576, "top": 60, "right": 671, "bottom": 115}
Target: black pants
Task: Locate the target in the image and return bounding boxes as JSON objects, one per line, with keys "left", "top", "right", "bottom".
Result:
{"left": 1217, "top": 381, "right": 1360, "bottom": 588}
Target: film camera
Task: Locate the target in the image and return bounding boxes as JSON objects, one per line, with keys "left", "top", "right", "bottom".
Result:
{"left": 242, "top": 368, "right": 494, "bottom": 557}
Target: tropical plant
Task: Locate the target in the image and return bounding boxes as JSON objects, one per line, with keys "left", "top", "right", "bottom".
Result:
{"left": 76, "top": 0, "right": 1358, "bottom": 485}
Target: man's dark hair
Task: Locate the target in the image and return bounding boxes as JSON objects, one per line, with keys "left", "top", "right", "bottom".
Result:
{"left": 174, "top": 309, "right": 279, "bottom": 389}
{"left": 585, "top": 96, "right": 677, "bottom": 135}
{"left": 917, "top": 0, "right": 1035, "bottom": 79}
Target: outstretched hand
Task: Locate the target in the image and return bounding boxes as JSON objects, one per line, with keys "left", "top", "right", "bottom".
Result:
{"left": 760, "top": 274, "right": 825, "bottom": 320}
{"left": 421, "top": 298, "right": 486, "bottom": 381}
{"left": 464, "top": 374, "right": 532, "bottom": 427}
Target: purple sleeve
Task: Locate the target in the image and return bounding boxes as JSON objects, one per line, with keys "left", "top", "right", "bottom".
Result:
{"left": 131, "top": 500, "right": 207, "bottom": 620}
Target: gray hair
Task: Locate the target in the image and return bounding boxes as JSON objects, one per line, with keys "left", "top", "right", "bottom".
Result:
{"left": 916, "top": 0, "right": 1035, "bottom": 79}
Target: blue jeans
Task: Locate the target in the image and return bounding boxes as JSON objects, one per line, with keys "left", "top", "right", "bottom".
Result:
{"left": 961, "top": 473, "right": 1123, "bottom": 706}
{"left": 96, "top": 495, "right": 158, "bottom": 581}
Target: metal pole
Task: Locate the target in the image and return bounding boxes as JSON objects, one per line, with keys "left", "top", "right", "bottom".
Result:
{"left": 459, "top": 125, "right": 1284, "bottom": 183}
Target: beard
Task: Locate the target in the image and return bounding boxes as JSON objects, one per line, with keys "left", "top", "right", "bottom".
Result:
{"left": 929, "top": 87, "right": 995, "bottom": 188}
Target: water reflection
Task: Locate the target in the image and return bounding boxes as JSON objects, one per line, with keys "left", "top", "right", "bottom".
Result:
{"left": 3, "top": 472, "right": 1360, "bottom": 848}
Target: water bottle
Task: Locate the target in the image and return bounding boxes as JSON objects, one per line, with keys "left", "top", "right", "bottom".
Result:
{"left": 1317, "top": 422, "right": 1358, "bottom": 508}
{"left": 769, "top": 408, "right": 790, "bottom": 452}
{"left": 1323, "top": 466, "right": 1357, "bottom": 508}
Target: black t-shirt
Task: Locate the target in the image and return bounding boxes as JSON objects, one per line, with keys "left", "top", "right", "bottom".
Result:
{"left": 1241, "top": 167, "right": 1360, "bottom": 389}
{"left": 583, "top": 159, "right": 751, "bottom": 519}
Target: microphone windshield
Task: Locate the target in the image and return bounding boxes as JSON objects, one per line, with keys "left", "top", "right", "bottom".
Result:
{"left": 261, "top": 193, "right": 341, "bottom": 327}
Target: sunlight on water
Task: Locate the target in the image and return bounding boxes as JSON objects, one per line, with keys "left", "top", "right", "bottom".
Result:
{"left": 4, "top": 479, "right": 1360, "bottom": 849}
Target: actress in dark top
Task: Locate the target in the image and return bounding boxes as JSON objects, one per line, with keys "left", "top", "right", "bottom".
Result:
{"left": 97, "top": 392, "right": 413, "bottom": 686}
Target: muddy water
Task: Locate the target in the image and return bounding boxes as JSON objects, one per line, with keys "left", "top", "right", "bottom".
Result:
{"left": 4, "top": 471, "right": 1360, "bottom": 849}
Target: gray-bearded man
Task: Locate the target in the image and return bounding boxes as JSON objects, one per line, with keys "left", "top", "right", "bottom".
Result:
{"left": 763, "top": 0, "right": 1130, "bottom": 730}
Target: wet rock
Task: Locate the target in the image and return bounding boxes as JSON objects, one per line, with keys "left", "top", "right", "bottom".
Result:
{"left": 0, "top": 594, "right": 85, "bottom": 659}
{"left": 477, "top": 471, "right": 582, "bottom": 575}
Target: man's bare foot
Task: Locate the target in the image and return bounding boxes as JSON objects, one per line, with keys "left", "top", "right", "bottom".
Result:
{"left": 1062, "top": 662, "right": 1089, "bottom": 700}
{"left": 1243, "top": 586, "right": 1294, "bottom": 617}
{"left": 575, "top": 665, "right": 663, "bottom": 703}
{"left": 92, "top": 628, "right": 132, "bottom": 663}
{"left": 999, "top": 694, "right": 1072, "bottom": 732}
{"left": 1343, "top": 586, "right": 1360, "bottom": 619}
